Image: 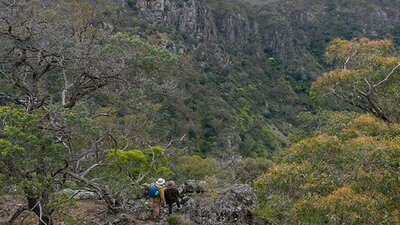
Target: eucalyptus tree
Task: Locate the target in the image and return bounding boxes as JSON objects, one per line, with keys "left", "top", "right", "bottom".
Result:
{"left": 0, "top": 0, "right": 179, "bottom": 224}
{"left": 0, "top": 0, "right": 126, "bottom": 110}
{"left": 255, "top": 38, "right": 400, "bottom": 224}
{"left": 255, "top": 112, "right": 400, "bottom": 224}
{"left": 311, "top": 38, "right": 400, "bottom": 123}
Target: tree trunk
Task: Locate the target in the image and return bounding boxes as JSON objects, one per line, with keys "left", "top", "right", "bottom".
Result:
{"left": 27, "top": 192, "right": 53, "bottom": 225}
{"left": 68, "top": 172, "right": 120, "bottom": 213}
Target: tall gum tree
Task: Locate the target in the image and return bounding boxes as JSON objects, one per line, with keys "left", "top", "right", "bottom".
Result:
{"left": 0, "top": 0, "right": 179, "bottom": 224}
{"left": 310, "top": 38, "right": 400, "bottom": 123}
{"left": 254, "top": 111, "right": 400, "bottom": 224}
{"left": 0, "top": 106, "right": 64, "bottom": 225}
{"left": 0, "top": 0, "right": 125, "bottom": 111}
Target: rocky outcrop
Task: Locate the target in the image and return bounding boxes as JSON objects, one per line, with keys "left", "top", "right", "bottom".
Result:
{"left": 128, "top": 198, "right": 154, "bottom": 221}
{"left": 181, "top": 179, "right": 206, "bottom": 193}
{"left": 135, "top": 0, "right": 233, "bottom": 67}
{"left": 131, "top": 180, "right": 257, "bottom": 225}
{"left": 60, "top": 189, "right": 99, "bottom": 200}
{"left": 137, "top": 0, "right": 217, "bottom": 43}
{"left": 182, "top": 183, "right": 257, "bottom": 225}
{"left": 216, "top": 13, "right": 262, "bottom": 55}
{"left": 132, "top": 0, "right": 400, "bottom": 71}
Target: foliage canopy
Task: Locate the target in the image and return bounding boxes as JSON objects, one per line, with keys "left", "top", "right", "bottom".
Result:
{"left": 255, "top": 112, "right": 400, "bottom": 224}
{"left": 311, "top": 38, "right": 400, "bottom": 123}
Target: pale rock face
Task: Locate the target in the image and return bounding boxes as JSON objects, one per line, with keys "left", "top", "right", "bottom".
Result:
{"left": 130, "top": 0, "right": 399, "bottom": 77}
{"left": 60, "top": 189, "right": 99, "bottom": 200}
{"left": 134, "top": 0, "right": 232, "bottom": 67}
{"left": 135, "top": 1, "right": 257, "bottom": 46}
{"left": 136, "top": 0, "right": 217, "bottom": 42}
{"left": 181, "top": 183, "right": 257, "bottom": 225}
{"left": 131, "top": 180, "right": 258, "bottom": 225}
{"left": 216, "top": 13, "right": 261, "bottom": 55}
{"left": 134, "top": 0, "right": 260, "bottom": 66}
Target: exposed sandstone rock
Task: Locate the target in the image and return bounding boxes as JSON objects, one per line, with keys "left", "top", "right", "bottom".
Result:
{"left": 128, "top": 180, "right": 257, "bottom": 224}
{"left": 61, "top": 189, "right": 99, "bottom": 200}
{"left": 181, "top": 183, "right": 257, "bottom": 225}
{"left": 137, "top": 0, "right": 217, "bottom": 43}
{"left": 182, "top": 180, "right": 206, "bottom": 193}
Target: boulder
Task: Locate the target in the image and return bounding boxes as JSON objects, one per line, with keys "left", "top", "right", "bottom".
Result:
{"left": 182, "top": 183, "right": 257, "bottom": 225}
{"left": 128, "top": 198, "right": 154, "bottom": 221}
{"left": 60, "top": 189, "right": 98, "bottom": 200}
{"left": 112, "top": 213, "right": 129, "bottom": 225}
{"left": 182, "top": 180, "right": 206, "bottom": 193}
{"left": 126, "top": 180, "right": 257, "bottom": 224}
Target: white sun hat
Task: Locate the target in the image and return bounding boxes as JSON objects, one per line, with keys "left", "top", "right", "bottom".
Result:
{"left": 156, "top": 178, "right": 165, "bottom": 185}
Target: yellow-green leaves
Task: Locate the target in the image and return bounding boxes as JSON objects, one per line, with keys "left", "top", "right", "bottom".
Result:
{"left": 107, "top": 149, "right": 146, "bottom": 164}
{"left": 325, "top": 38, "right": 393, "bottom": 65}
{"left": 0, "top": 138, "right": 24, "bottom": 157}
{"left": 106, "top": 146, "right": 172, "bottom": 186}
{"left": 0, "top": 106, "right": 63, "bottom": 197}
{"left": 254, "top": 112, "right": 400, "bottom": 224}
{"left": 311, "top": 38, "right": 400, "bottom": 123}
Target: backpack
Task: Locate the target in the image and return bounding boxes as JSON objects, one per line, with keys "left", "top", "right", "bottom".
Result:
{"left": 148, "top": 184, "right": 159, "bottom": 198}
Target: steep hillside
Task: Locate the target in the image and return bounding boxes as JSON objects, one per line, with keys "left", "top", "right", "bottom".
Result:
{"left": 2, "top": 0, "right": 397, "bottom": 156}
{"left": 115, "top": 0, "right": 400, "bottom": 156}
{"left": 1, "top": 1, "right": 399, "bottom": 224}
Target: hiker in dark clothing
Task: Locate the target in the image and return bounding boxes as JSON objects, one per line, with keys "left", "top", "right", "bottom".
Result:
{"left": 164, "top": 180, "right": 181, "bottom": 215}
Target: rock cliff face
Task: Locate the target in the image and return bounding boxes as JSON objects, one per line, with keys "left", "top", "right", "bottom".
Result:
{"left": 135, "top": 0, "right": 261, "bottom": 47}
{"left": 134, "top": 0, "right": 400, "bottom": 78}
{"left": 217, "top": 13, "right": 262, "bottom": 55}
{"left": 135, "top": 0, "right": 235, "bottom": 67}
{"left": 136, "top": 0, "right": 217, "bottom": 43}
{"left": 256, "top": 0, "right": 400, "bottom": 77}
{"left": 127, "top": 0, "right": 400, "bottom": 155}
{"left": 134, "top": 0, "right": 263, "bottom": 66}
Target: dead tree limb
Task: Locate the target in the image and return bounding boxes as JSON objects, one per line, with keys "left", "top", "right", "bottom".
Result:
{"left": 8, "top": 206, "right": 29, "bottom": 224}
{"left": 67, "top": 172, "right": 120, "bottom": 214}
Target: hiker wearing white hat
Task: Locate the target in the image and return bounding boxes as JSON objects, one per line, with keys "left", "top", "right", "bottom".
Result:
{"left": 156, "top": 178, "right": 165, "bottom": 185}
{"left": 148, "top": 178, "right": 166, "bottom": 216}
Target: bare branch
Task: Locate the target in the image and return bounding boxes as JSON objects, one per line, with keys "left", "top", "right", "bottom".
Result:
{"left": 162, "top": 134, "right": 186, "bottom": 157}
{"left": 8, "top": 206, "right": 29, "bottom": 223}
{"left": 333, "top": 89, "right": 392, "bottom": 123}
{"left": 373, "top": 62, "right": 400, "bottom": 88}
{"left": 107, "top": 133, "right": 118, "bottom": 148}
{"left": 51, "top": 160, "right": 69, "bottom": 177}
{"left": 332, "top": 89, "right": 372, "bottom": 112}
{"left": 122, "top": 136, "right": 130, "bottom": 151}
{"left": 363, "top": 78, "right": 372, "bottom": 94}
{"left": 343, "top": 50, "right": 357, "bottom": 70}
{"left": 68, "top": 172, "right": 120, "bottom": 213}
{"left": 91, "top": 107, "right": 115, "bottom": 119}
{"left": 38, "top": 202, "right": 47, "bottom": 225}
{"left": 135, "top": 146, "right": 156, "bottom": 184}
{"left": 80, "top": 162, "right": 102, "bottom": 178}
